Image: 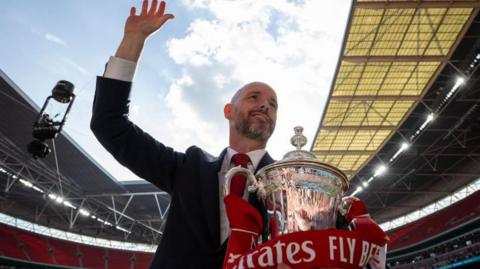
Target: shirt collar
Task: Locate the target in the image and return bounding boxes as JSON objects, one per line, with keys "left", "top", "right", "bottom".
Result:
{"left": 226, "top": 147, "right": 266, "bottom": 169}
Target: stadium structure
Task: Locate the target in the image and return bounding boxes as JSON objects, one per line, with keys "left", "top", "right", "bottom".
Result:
{"left": 1, "top": 0, "right": 480, "bottom": 268}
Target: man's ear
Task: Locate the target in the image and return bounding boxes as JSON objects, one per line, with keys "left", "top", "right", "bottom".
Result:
{"left": 224, "top": 103, "right": 232, "bottom": 119}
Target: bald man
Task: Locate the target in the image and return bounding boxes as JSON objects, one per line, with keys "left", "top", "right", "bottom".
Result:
{"left": 90, "top": 1, "right": 277, "bottom": 268}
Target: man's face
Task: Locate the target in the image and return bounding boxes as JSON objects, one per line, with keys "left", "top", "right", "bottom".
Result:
{"left": 226, "top": 82, "right": 278, "bottom": 142}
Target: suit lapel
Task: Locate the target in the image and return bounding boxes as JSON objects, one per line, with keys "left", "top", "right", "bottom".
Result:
{"left": 200, "top": 148, "right": 227, "bottom": 248}
{"left": 255, "top": 152, "right": 275, "bottom": 173}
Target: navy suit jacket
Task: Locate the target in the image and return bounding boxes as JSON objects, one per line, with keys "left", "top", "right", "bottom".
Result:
{"left": 91, "top": 77, "right": 274, "bottom": 268}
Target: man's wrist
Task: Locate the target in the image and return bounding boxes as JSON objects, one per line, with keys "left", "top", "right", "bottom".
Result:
{"left": 114, "top": 34, "right": 147, "bottom": 62}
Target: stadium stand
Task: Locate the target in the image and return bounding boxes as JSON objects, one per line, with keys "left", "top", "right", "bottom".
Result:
{"left": 389, "top": 232, "right": 480, "bottom": 268}
{"left": 0, "top": 223, "right": 153, "bottom": 268}
{"left": 387, "top": 190, "right": 480, "bottom": 250}
{"left": 49, "top": 238, "right": 81, "bottom": 267}
{"left": 0, "top": 224, "right": 26, "bottom": 260}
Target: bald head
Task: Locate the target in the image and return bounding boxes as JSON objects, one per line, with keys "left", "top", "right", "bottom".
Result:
{"left": 231, "top": 82, "right": 277, "bottom": 105}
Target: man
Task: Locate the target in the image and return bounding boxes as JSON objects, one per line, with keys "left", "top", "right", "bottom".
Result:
{"left": 90, "top": 0, "right": 278, "bottom": 268}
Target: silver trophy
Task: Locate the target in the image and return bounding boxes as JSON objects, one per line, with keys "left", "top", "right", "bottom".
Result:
{"left": 225, "top": 126, "right": 349, "bottom": 235}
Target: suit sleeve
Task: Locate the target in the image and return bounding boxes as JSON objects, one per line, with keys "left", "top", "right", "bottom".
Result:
{"left": 90, "top": 76, "right": 185, "bottom": 193}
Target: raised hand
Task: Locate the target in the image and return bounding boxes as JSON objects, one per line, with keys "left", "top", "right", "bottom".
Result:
{"left": 115, "top": 0, "right": 174, "bottom": 62}
{"left": 124, "top": 0, "right": 174, "bottom": 39}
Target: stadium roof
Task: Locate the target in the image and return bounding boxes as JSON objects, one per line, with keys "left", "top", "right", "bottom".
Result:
{"left": 0, "top": 70, "right": 169, "bottom": 244}
{"left": 312, "top": 0, "right": 479, "bottom": 179}
{"left": 312, "top": 0, "right": 480, "bottom": 223}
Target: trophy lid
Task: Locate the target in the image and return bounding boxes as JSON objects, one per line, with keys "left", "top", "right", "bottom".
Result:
{"left": 282, "top": 126, "right": 317, "bottom": 161}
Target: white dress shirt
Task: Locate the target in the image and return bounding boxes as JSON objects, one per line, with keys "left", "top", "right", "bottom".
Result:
{"left": 103, "top": 56, "right": 267, "bottom": 243}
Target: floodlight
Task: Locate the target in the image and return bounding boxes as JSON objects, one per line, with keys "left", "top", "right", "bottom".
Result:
{"left": 79, "top": 208, "right": 90, "bottom": 217}
{"left": 55, "top": 196, "right": 64, "bottom": 204}
{"left": 426, "top": 113, "right": 435, "bottom": 123}
{"left": 32, "top": 186, "right": 44, "bottom": 193}
{"left": 400, "top": 142, "right": 410, "bottom": 151}
{"left": 19, "top": 179, "right": 33, "bottom": 188}
{"left": 455, "top": 77, "right": 465, "bottom": 87}
{"left": 63, "top": 201, "right": 76, "bottom": 209}
{"left": 116, "top": 226, "right": 131, "bottom": 233}
{"left": 374, "top": 165, "right": 388, "bottom": 177}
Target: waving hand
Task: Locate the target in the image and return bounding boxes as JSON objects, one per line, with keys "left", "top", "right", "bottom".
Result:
{"left": 115, "top": 0, "right": 174, "bottom": 62}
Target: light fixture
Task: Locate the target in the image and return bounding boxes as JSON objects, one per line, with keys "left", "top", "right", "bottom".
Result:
{"left": 391, "top": 142, "right": 411, "bottom": 162}
{"left": 400, "top": 142, "right": 410, "bottom": 151}
{"left": 426, "top": 113, "right": 435, "bottom": 123}
{"left": 63, "top": 201, "right": 77, "bottom": 209}
{"left": 19, "top": 179, "right": 33, "bottom": 188}
{"left": 79, "top": 208, "right": 90, "bottom": 217}
{"left": 116, "top": 226, "right": 131, "bottom": 233}
{"left": 55, "top": 196, "right": 64, "bottom": 204}
{"left": 362, "top": 181, "right": 369, "bottom": 188}
{"left": 32, "top": 186, "right": 44, "bottom": 193}
{"left": 374, "top": 165, "right": 388, "bottom": 177}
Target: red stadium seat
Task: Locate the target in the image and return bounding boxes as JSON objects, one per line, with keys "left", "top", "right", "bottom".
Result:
{"left": 0, "top": 224, "right": 27, "bottom": 259}
{"left": 16, "top": 230, "right": 53, "bottom": 264}
{"left": 49, "top": 238, "right": 80, "bottom": 267}
{"left": 133, "top": 252, "right": 153, "bottom": 269}
{"left": 0, "top": 223, "right": 154, "bottom": 269}
{"left": 77, "top": 244, "right": 107, "bottom": 269}
{"left": 107, "top": 249, "right": 135, "bottom": 269}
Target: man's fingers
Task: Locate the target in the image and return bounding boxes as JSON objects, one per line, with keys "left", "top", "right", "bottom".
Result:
{"left": 130, "top": 7, "right": 136, "bottom": 16}
{"left": 149, "top": 0, "right": 158, "bottom": 16}
{"left": 141, "top": 0, "right": 148, "bottom": 15}
{"left": 155, "top": 14, "right": 175, "bottom": 28}
{"left": 158, "top": 1, "right": 166, "bottom": 16}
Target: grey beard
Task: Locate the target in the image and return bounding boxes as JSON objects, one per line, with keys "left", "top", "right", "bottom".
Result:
{"left": 237, "top": 120, "right": 274, "bottom": 142}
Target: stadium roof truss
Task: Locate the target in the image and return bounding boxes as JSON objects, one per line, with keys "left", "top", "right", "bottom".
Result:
{"left": 311, "top": 0, "right": 479, "bottom": 180}
{"left": 0, "top": 69, "right": 170, "bottom": 245}
{"left": 0, "top": 135, "right": 169, "bottom": 244}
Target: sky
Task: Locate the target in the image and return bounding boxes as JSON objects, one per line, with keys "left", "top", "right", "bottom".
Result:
{"left": 1, "top": 0, "right": 351, "bottom": 181}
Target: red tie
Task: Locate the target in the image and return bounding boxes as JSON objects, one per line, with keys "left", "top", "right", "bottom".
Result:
{"left": 230, "top": 153, "right": 252, "bottom": 197}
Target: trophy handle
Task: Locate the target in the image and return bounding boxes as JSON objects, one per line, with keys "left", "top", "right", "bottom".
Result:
{"left": 224, "top": 166, "right": 259, "bottom": 196}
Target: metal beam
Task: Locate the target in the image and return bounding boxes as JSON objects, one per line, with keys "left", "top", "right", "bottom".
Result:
{"left": 383, "top": 172, "right": 480, "bottom": 177}
{"left": 116, "top": 195, "right": 134, "bottom": 225}
{"left": 365, "top": 190, "right": 450, "bottom": 194}
{"left": 319, "top": 125, "right": 395, "bottom": 131}
{"left": 0, "top": 135, "right": 164, "bottom": 240}
{"left": 86, "top": 191, "right": 169, "bottom": 198}
{"left": 330, "top": 95, "right": 421, "bottom": 101}
{"left": 355, "top": 1, "right": 480, "bottom": 9}
{"left": 343, "top": 55, "right": 446, "bottom": 63}
{"left": 313, "top": 150, "right": 377, "bottom": 155}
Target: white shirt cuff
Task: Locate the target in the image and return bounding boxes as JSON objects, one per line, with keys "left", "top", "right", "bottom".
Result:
{"left": 103, "top": 56, "right": 137, "bottom": 82}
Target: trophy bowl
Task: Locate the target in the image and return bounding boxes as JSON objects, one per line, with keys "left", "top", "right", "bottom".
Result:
{"left": 225, "top": 126, "right": 348, "bottom": 235}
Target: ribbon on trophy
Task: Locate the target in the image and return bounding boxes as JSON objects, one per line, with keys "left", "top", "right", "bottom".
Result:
{"left": 223, "top": 194, "right": 388, "bottom": 269}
